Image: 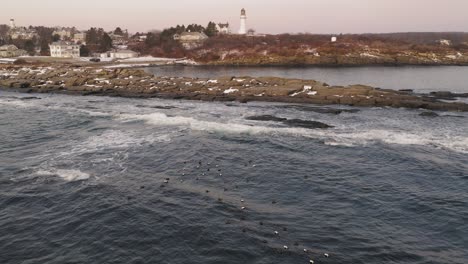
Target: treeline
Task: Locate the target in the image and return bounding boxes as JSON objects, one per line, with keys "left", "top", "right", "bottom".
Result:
{"left": 129, "top": 22, "right": 219, "bottom": 58}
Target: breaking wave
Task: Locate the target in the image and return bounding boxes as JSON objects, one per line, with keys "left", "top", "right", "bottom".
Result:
{"left": 117, "top": 112, "right": 468, "bottom": 153}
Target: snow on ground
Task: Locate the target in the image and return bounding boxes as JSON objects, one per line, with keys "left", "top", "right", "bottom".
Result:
{"left": 104, "top": 63, "right": 150, "bottom": 69}
{"left": 223, "top": 88, "right": 239, "bottom": 94}
{"left": 117, "top": 56, "right": 178, "bottom": 63}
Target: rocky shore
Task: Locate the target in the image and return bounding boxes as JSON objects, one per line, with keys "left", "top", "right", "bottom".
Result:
{"left": 1, "top": 64, "right": 467, "bottom": 112}
{"left": 203, "top": 52, "right": 468, "bottom": 67}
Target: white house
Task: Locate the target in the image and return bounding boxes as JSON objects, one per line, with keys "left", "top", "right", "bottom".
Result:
{"left": 101, "top": 50, "right": 139, "bottom": 59}
{"left": 0, "top": 45, "right": 28, "bottom": 58}
{"left": 216, "top": 23, "right": 230, "bottom": 34}
{"left": 49, "top": 41, "right": 80, "bottom": 58}
{"left": 331, "top": 36, "right": 337, "bottom": 42}
{"left": 111, "top": 50, "right": 139, "bottom": 59}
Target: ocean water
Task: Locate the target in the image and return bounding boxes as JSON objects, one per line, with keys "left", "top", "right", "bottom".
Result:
{"left": 0, "top": 91, "right": 467, "bottom": 264}
{"left": 144, "top": 65, "right": 468, "bottom": 93}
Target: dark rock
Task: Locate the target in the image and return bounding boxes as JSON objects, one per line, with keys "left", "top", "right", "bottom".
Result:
{"left": 419, "top": 111, "right": 439, "bottom": 117}
{"left": 246, "top": 115, "right": 287, "bottom": 122}
{"left": 247, "top": 115, "right": 332, "bottom": 129}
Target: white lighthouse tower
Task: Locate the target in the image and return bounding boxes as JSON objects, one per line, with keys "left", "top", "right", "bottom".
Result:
{"left": 10, "top": 19, "right": 16, "bottom": 29}
{"left": 238, "top": 8, "right": 247, "bottom": 35}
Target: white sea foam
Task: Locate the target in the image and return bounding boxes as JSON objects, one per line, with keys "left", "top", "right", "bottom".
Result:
{"left": 118, "top": 112, "right": 311, "bottom": 135}
{"left": 117, "top": 112, "right": 468, "bottom": 153}
{"left": 66, "top": 130, "right": 171, "bottom": 155}
{"left": 37, "top": 169, "right": 90, "bottom": 182}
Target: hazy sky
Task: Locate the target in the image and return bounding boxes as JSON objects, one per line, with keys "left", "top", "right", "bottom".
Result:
{"left": 3, "top": 0, "right": 468, "bottom": 34}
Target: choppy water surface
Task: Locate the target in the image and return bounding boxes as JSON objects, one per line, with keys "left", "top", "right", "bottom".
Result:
{"left": 0, "top": 91, "right": 467, "bottom": 264}
{"left": 144, "top": 65, "right": 468, "bottom": 93}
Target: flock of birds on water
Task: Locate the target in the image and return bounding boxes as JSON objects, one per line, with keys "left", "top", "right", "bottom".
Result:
{"left": 132, "top": 157, "right": 332, "bottom": 264}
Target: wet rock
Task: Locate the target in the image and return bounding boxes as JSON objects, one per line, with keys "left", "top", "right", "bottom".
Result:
{"left": 419, "top": 111, "right": 440, "bottom": 117}
{"left": 246, "top": 115, "right": 332, "bottom": 129}
{"left": 246, "top": 115, "right": 287, "bottom": 122}
{"left": 429, "top": 91, "right": 468, "bottom": 99}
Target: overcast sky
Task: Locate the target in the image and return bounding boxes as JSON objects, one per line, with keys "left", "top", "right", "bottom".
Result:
{"left": 2, "top": 0, "right": 468, "bottom": 34}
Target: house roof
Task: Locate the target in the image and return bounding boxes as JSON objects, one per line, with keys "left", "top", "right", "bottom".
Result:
{"left": 50, "top": 41, "right": 79, "bottom": 47}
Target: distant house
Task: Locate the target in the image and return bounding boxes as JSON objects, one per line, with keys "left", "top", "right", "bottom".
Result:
{"left": 0, "top": 45, "right": 28, "bottom": 58}
{"left": 331, "top": 36, "right": 337, "bottom": 42}
{"left": 73, "top": 32, "right": 87, "bottom": 44}
{"left": 111, "top": 50, "right": 138, "bottom": 59}
{"left": 53, "top": 27, "right": 74, "bottom": 40}
{"left": 174, "top": 31, "right": 209, "bottom": 50}
{"left": 216, "top": 23, "right": 230, "bottom": 34}
{"left": 101, "top": 49, "right": 139, "bottom": 59}
{"left": 49, "top": 41, "right": 80, "bottom": 58}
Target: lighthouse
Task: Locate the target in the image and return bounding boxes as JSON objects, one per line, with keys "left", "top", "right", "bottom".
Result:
{"left": 239, "top": 8, "right": 247, "bottom": 35}
{"left": 10, "top": 19, "right": 16, "bottom": 29}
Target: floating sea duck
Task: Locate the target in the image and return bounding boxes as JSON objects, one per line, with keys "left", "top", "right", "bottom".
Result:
{"left": 164, "top": 180, "right": 169, "bottom": 184}
{"left": 274, "top": 231, "right": 279, "bottom": 235}
{"left": 324, "top": 253, "right": 329, "bottom": 257}
{"left": 241, "top": 199, "right": 245, "bottom": 203}
{"left": 309, "top": 260, "right": 314, "bottom": 264}
{"left": 283, "top": 227, "right": 288, "bottom": 231}
{"left": 206, "top": 190, "right": 210, "bottom": 193}
{"left": 252, "top": 164, "right": 257, "bottom": 167}
{"left": 202, "top": 173, "right": 206, "bottom": 176}
{"left": 219, "top": 173, "right": 223, "bottom": 176}
{"left": 259, "top": 221, "right": 264, "bottom": 225}
{"left": 283, "top": 245, "right": 289, "bottom": 250}
{"left": 241, "top": 206, "right": 246, "bottom": 210}
{"left": 303, "top": 249, "right": 308, "bottom": 253}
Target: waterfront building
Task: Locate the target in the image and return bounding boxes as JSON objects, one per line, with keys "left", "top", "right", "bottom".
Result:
{"left": 331, "top": 36, "right": 337, "bottom": 42}
{"left": 239, "top": 8, "right": 247, "bottom": 35}
{"left": 49, "top": 41, "right": 80, "bottom": 58}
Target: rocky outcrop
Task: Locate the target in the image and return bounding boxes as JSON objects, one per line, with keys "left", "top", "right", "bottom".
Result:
{"left": 1, "top": 65, "right": 467, "bottom": 112}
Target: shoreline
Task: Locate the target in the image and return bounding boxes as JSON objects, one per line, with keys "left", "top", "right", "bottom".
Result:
{"left": 5, "top": 56, "right": 468, "bottom": 69}
{"left": 1, "top": 64, "right": 467, "bottom": 112}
